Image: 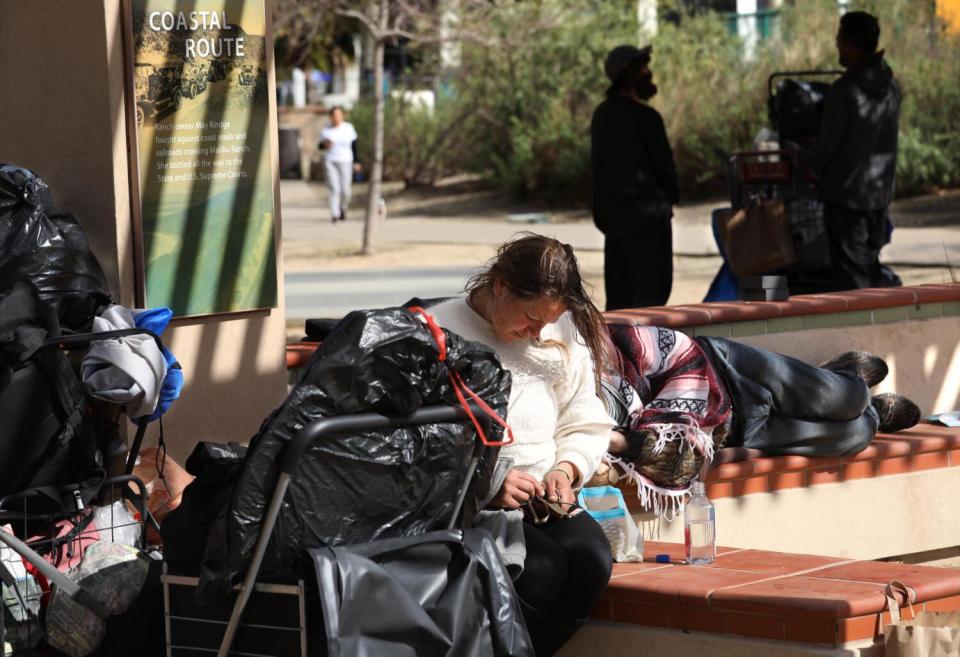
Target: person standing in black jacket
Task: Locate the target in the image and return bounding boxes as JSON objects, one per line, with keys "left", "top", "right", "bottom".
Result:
{"left": 802, "top": 11, "right": 902, "bottom": 290}
{"left": 591, "top": 45, "right": 679, "bottom": 310}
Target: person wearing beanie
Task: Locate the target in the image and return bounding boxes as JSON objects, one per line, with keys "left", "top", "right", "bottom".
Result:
{"left": 591, "top": 44, "right": 678, "bottom": 310}
{"left": 801, "top": 11, "right": 902, "bottom": 290}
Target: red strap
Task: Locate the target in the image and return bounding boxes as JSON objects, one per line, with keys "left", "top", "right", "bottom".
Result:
{"left": 450, "top": 369, "right": 515, "bottom": 447}
{"left": 408, "top": 307, "right": 447, "bottom": 361}
{"left": 410, "top": 307, "right": 514, "bottom": 447}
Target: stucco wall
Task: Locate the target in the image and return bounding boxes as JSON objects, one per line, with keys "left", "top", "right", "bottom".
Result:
{"left": 0, "top": 3, "right": 288, "bottom": 462}
{"left": 635, "top": 467, "right": 960, "bottom": 561}
{"left": 0, "top": 3, "right": 134, "bottom": 301}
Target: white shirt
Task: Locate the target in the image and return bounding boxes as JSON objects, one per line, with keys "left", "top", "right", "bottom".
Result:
{"left": 428, "top": 297, "right": 613, "bottom": 483}
{"left": 320, "top": 122, "right": 357, "bottom": 163}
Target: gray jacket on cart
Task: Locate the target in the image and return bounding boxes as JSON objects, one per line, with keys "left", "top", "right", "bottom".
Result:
{"left": 805, "top": 53, "right": 901, "bottom": 211}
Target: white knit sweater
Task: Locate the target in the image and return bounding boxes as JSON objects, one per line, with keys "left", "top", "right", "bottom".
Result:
{"left": 428, "top": 297, "right": 613, "bottom": 483}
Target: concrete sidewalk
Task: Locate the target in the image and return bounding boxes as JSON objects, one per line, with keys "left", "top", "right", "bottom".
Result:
{"left": 281, "top": 181, "right": 960, "bottom": 266}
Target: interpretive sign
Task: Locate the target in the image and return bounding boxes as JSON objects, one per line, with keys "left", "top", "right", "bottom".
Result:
{"left": 130, "top": 0, "right": 276, "bottom": 315}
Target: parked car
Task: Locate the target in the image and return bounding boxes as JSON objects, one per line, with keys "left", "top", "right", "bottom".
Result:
{"left": 134, "top": 62, "right": 183, "bottom": 124}
{"left": 181, "top": 60, "right": 210, "bottom": 99}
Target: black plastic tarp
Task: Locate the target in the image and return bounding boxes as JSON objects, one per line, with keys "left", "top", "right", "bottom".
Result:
{"left": 197, "top": 308, "right": 511, "bottom": 599}
{"left": 308, "top": 529, "right": 533, "bottom": 657}
{"left": 0, "top": 164, "right": 110, "bottom": 333}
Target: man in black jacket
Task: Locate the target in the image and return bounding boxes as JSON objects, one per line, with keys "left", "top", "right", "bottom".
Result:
{"left": 803, "top": 11, "right": 901, "bottom": 290}
{"left": 591, "top": 45, "right": 679, "bottom": 310}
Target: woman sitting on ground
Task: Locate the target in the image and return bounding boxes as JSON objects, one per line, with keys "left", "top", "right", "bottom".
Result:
{"left": 429, "top": 234, "right": 613, "bottom": 657}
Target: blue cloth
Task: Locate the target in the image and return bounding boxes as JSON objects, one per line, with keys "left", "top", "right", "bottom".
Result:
{"left": 703, "top": 208, "right": 740, "bottom": 302}
{"left": 132, "top": 307, "right": 183, "bottom": 421}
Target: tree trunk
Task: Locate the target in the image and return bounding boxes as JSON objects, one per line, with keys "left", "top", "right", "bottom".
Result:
{"left": 361, "top": 0, "right": 388, "bottom": 255}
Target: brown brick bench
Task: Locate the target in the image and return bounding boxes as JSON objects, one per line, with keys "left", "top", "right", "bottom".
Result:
{"left": 561, "top": 541, "right": 960, "bottom": 656}
{"left": 612, "top": 423, "right": 960, "bottom": 563}
{"left": 600, "top": 283, "right": 960, "bottom": 563}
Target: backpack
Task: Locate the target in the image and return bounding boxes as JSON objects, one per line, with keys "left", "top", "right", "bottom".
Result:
{"left": 0, "top": 282, "right": 101, "bottom": 513}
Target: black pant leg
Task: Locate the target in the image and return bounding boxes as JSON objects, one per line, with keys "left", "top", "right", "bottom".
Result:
{"left": 760, "top": 406, "right": 878, "bottom": 457}
{"left": 514, "top": 522, "right": 568, "bottom": 613}
{"left": 640, "top": 216, "right": 673, "bottom": 307}
{"left": 604, "top": 218, "right": 673, "bottom": 310}
{"left": 540, "top": 511, "right": 613, "bottom": 621}
{"left": 825, "top": 204, "right": 887, "bottom": 290}
{"left": 698, "top": 337, "right": 876, "bottom": 456}
{"left": 604, "top": 237, "right": 631, "bottom": 311}
{"left": 514, "top": 512, "right": 612, "bottom": 657}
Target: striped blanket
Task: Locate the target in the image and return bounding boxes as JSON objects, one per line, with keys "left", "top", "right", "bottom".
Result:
{"left": 604, "top": 324, "right": 732, "bottom": 517}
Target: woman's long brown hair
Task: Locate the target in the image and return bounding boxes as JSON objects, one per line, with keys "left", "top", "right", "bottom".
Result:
{"left": 465, "top": 233, "right": 607, "bottom": 393}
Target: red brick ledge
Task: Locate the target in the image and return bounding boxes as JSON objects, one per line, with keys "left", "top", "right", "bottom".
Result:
{"left": 286, "top": 342, "right": 319, "bottom": 370}
{"left": 596, "top": 541, "right": 960, "bottom": 645}
{"left": 603, "top": 283, "right": 960, "bottom": 329}
{"left": 286, "top": 284, "right": 960, "bottom": 369}
{"left": 620, "top": 425, "right": 960, "bottom": 508}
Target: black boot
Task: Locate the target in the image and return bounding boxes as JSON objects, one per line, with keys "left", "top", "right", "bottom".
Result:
{"left": 871, "top": 393, "right": 921, "bottom": 433}
{"left": 820, "top": 351, "right": 889, "bottom": 388}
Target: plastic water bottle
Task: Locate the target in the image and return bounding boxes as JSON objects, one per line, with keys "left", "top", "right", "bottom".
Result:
{"left": 684, "top": 481, "right": 716, "bottom": 565}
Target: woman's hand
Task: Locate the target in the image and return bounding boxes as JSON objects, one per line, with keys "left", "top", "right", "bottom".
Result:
{"left": 490, "top": 469, "right": 544, "bottom": 509}
{"left": 543, "top": 461, "right": 578, "bottom": 504}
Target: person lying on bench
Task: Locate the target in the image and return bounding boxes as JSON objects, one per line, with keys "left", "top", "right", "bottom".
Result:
{"left": 598, "top": 324, "right": 921, "bottom": 512}
{"left": 429, "top": 233, "right": 613, "bottom": 657}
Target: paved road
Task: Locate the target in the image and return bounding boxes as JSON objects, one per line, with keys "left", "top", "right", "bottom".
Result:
{"left": 280, "top": 181, "right": 959, "bottom": 263}
{"left": 280, "top": 180, "right": 960, "bottom": 320}
{"left": 285, "top": 267, "right": 479, "bottom": 319}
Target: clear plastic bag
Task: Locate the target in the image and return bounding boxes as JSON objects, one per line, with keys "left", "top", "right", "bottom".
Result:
{"left": 93, "top": 501, "right": 140, "bottom": 547}
{"left": 577, "top": 486, "right": 644, "bottom": 562}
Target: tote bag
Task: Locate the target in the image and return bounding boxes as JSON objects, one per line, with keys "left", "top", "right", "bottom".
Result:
{"left": 884, "top": 580, "right": 960, "bottom": 657}
{"left": 722, "top": 199, "right": 797, "bottom": 277}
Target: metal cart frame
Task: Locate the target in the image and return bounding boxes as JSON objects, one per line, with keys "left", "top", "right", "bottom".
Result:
{"left": 213, "top": 402, "right": 492, "bottom": 657}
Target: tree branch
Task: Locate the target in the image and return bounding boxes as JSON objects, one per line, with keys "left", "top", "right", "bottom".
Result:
{"left": 336, "top": 7, "right": 378, "bottom": 34}
{"left": 381, "top": 27, "right": 416, "bottom": 40}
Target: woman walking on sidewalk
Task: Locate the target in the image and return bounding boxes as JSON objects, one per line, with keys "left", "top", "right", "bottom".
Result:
{"left": 319, "top": 106, "right": 360, "bottom": 222}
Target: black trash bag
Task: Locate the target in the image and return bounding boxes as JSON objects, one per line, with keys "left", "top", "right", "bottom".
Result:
{"left": 198, "top": 308, "right": 510, "bottom": 600}
{"left": 307, "top": 529, "right": 533, "bottom": 657}
{"left": 161, "top": 442, "right": 248, "bottom": 574}
{"left": 768, "top": 79, "right": 833, "bottom": 145}
{"left": 303, "top": 297, "right": 450, "bottom": 343}
{"left": 0, "top": 164, "right": 111, "bottom": 333}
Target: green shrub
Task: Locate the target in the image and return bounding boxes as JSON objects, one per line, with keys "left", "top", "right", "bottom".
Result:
{"left": 454, "top": 0, "right": 636, "bottom": 203}
{"left": 876, "top": 1, "right": 960, "bottom": 194}
{"left": 355, "top": 0, "right": 960, "bottom": 201}
{"left": 460, "top": 0, "right": 960, "bottom": 202}
{"left": 350, "top": 90, "right": 480, "bottom": 187}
